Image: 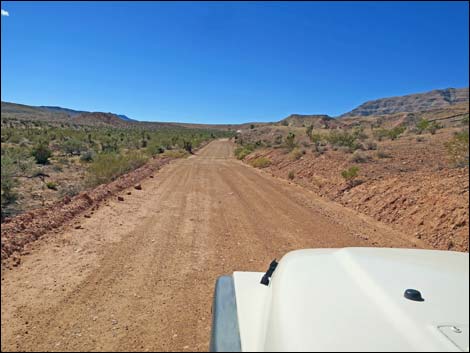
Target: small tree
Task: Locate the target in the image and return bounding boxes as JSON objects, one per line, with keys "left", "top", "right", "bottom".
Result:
{"left": 32, "top": 143, "right": 52, "bottom": 164}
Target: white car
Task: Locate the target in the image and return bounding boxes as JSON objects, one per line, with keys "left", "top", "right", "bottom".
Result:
{"left": 210, "top": 248, "right": 469, "bottom": 352}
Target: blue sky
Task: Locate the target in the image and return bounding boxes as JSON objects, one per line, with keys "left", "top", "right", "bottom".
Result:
{"left": 1, "top": 1, "right": 469, "bottom": 123}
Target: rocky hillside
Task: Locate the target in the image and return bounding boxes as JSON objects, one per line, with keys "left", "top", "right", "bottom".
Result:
{"left": 72, "top": 112, "right": 133, "bottom": 127}
{"left": 1, "top": 101, "right": 135, "bottom": 124}
{"left": 341, "top": 87, "right": 469, "bottom": 118}
{"left": 277, "top": 114, "right": 340, "bottom": 128}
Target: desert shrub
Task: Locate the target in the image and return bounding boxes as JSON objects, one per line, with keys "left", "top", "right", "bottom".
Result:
{"left": 313, "top": 144, "right": 326, "bottom": 156}
{"left": 349, "top": 151, "right": 370, "bottom": 163}
{"left": 234, "top": 145, "right": 255, "bottom": 160}
{"left": 416, "top": 118, "right": 430, "bottom": 134}
{"left": 285, "top": 132, "right": 297, "bottom": 150}
{"left": 364, "top": 140, "right": 378, "bottom": 150}
{"left": 161, "top": 149, "right": 189, "bottom": 158}
{"left": 273, "top": 135, "right": 283, "bottom": 145}
{"left": 59, "top": 184, "right": 82, "bottom": 198}
{"left": 373, "top": 126, "right": 405, "bottom": 141}
{"left": 445, "top": 130, "right": 469, "bottom": 167}
{"left": 427, "top": 121, "right": 442, "bottom": 135}
{"left": 326, "top": 130, "right": 360, "bottom": 152}
{"left": 376, "top": 149, "right": 392, "bottom": 159}
{"left": 250, "top": 157, "right": 272, "bottom": 168}
{"left": 87, "top": 151, "right": 148, "bottom": 186}
{"left": 288, "top": 170, "right": 295, "bottom": 180}
{"left": 250, "top": 124, "right": 255, "bottom": 129}
{"left": 32, "top": 142, "right": 52, "bottom": 164}
{"left": 461, "top": 114, "right": 469, "bottom": 126}
{"left": 352, "top": 127, "right": 368, "bottom": 141}
{"left": 311, "top": 132, "right": 324, "bottom": 146}
{"left": 306, "top": 125, "right": 314, "bottom": 139}
{"left": 147, "top": 141, "right": 166, "bottom": 156}
{"left": 183, "top": 141, "right": 193, "bottom": 153}
{"left": 52, "top": 164, "right": 63, "bottom": 172}
{"left": 341, "top": 166, "right": 360, "bottom": 185}
{"left": 80, "top": 150, "right": 96, "bottom": 162}
{"left": 373, "top": 128, "right": 389, "bottom": 141}
{"left": 1, "top": 154, "right": 18, "bottom": 220}
{"left": 62, "top": 138, "right": 85, "bottom": 156}
{"left": 388, "top": 126, "right": 406, "bottom": 140}
{"left": 19, "top": 138, "right": 30, "bottom": 147}
{"left": 290, "top": 147, "right": 303, "bottom": 160}
{"left": 46, "top": 181, "right": 58, "bottom": 190}
{"left": 416, "top": 136, "right": 425, "bottom": 143}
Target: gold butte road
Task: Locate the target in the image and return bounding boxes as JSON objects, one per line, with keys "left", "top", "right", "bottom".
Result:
{"left": 1, "top": 139, "right": 421, "bottom": 352}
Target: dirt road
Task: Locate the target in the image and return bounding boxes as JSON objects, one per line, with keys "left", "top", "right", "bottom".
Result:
{"left": 1, "top": 139, "right": 422, "bottom": 352}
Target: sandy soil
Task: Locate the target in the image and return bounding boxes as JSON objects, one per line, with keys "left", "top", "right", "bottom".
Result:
{"left": 1, "top": 139, "right": 425, "bottom": 352}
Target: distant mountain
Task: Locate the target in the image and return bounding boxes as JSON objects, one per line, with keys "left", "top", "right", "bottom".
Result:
{"left": 72, "top": 112, "right": 132, "bottom": 127}
{"left": 277, "top": 114, "right": 340, "bottom": 128}
{"left": 39, "top": 106, "right": 86, "bottom": 117}
{"left": 117, "top": 114, "right": 135, "bottom": 122}
{"left": 340, "top": 87, "right": 469, "bottom": 118}
{"left": 1, "top": 101, "right": 137, "bottom": 122}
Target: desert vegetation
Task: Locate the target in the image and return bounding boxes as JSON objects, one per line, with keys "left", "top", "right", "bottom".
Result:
{"left": 1, "top": 117, "right": 232, "bottom": 219}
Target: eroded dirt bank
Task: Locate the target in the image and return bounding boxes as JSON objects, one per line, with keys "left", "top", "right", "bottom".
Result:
{"left": 244, "top": 131, "right": 469, "bottom": 252}
{"left": 2, "top": 139, "right": 429, "bottom": 352}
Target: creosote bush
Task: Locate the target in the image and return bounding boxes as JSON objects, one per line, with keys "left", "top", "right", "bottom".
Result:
{"left": 349, "top": 151, "right": 370, "bottom": 163}
{"left": 445, "top": 130, "right": 469, "bottom": 167}
{"left": 250, "top": 157, "right": 272, "bottom": 168}
{"left": 32, "top": 143, "right": 52, "bottom": 164}
{"left": 87, "top": 151, "right": 148, "bottom": 186}
{"left": 341, "top": 166, "right": 360, "bottom": 185}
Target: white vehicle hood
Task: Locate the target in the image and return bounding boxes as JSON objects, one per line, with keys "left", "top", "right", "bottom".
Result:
{"left": 233, "top": 248, "right": 469, "bottom": 352}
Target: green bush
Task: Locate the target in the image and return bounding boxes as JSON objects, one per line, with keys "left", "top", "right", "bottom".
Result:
{"left": 445, "top": 130, "right": 469, "bottom": 167}
{"left": 62, "top": 139, "right": 85, "bottom": 155}
{"left": 80, "top": 150, "right": 95, "bottom": 162}
{"left": 161, "top": 149, "right": 189, "bottom": 158}
{"left": 290, "top": 148, "right": 303, "bottom": 160}
{"left": 32, "top": 143, "right": 52, "bottom": 164}
{"left": 326, "top": 130, "right": 360, "bottom": 152}
{"left": 364, "top": 140, "right": 378, "bottom": 150}
{"left": 388, "top": 126, "right": 406, "bottom": 140}
{"left": 285, "top": 132, "right": 297, "bottom": 150}
{"left": 250, "top": 157, "right": 272, "bottom": 168}
{"left": 349, "top": 151, "right": 370, "bottom": 163}
{"left": 87, "top": 151, "right": 148, "bottom": 186}
{"left": 147, "top": 141, "right": 166, "bottom": 156}
{"left": 341, "top": 166, "right": 359, "bottom": 185}
{"left": 288, "top": 170, "right": 295, "bottom": 180}
{"left": 234, "top": 145, "right": 254, "bottom": 160}
{"left": 46, "top": 181, "right": 58, "bottom": 190}
{"left": 427, "top": 121, "right": 442, "bottom": 135}
{"left": 311, "top": 132, "right": 324, "bottom": 146}
{"left": 373, "top": 126, "right": 405, "bottom": 141}
{"left": 1, "top": 154, "right": 18, "bottom": 220}
{"left": 416, "top": 118, "right": 430, "bottom": 134}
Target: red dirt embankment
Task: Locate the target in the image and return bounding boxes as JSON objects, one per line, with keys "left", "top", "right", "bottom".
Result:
{"left": 245, "top": 134, "right": 469, "bottom": 252}
{"left": 1, "top": 157, "right": 171, "bottom": 262}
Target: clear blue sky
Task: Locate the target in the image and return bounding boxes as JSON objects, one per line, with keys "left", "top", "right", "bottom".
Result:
{"left": 1, "top": 1, "right": 469, "bottom": 123}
